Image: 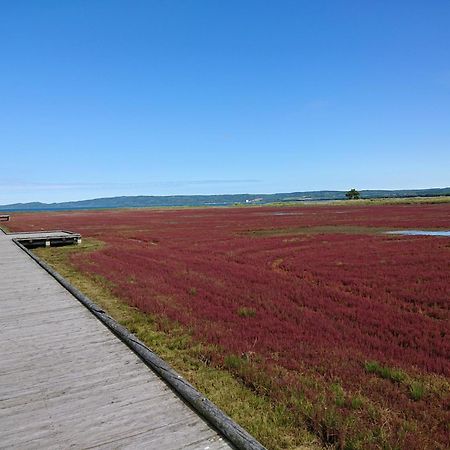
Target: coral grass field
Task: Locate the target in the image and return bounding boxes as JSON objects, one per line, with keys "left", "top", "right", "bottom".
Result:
{"left": 8, "top": 204, "right": 450, "bottom": 449}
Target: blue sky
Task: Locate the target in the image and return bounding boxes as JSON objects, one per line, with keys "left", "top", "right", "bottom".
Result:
{"left": 1, "top": 0, "right": 449, "bottom": 203}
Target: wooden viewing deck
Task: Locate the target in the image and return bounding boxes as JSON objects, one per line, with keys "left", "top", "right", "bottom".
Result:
{"left": 4, "top": 230, "right": 82, "bottom": 248}
{"left": 0, "top": 227, "right": 262, "bottom": 449}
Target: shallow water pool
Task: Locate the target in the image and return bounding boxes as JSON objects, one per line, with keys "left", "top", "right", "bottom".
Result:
{"left": 386, "top": 230, "right": 450, "bottom": 237}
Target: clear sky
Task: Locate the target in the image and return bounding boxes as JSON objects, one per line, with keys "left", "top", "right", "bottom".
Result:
{"left": 1, "top": 1, "right": 449, "bottom": 204}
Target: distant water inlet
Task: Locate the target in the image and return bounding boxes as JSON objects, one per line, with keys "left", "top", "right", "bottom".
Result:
{"left": 386, "top": 230, "right": 450, "bottom": 237}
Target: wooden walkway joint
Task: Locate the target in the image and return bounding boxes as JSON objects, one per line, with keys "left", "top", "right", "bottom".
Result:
{"left": 0, "top": 225, "right": 264, "bottom": 450}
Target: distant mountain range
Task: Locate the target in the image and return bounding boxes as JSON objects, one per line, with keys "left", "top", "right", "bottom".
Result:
{"left": 1, "top": 187, "right": 449, "bottom": 211}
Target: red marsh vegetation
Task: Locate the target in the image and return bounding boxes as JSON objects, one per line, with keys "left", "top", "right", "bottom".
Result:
{"left": 8, "top": 204, "right": 450, "bottom": 449}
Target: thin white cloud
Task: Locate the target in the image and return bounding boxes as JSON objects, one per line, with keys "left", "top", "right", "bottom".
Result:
{"left": 2, "top": 179, "right": 262, "bottom": 192}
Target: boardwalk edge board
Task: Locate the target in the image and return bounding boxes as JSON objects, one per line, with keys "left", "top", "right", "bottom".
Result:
{"left": 13, "top": 239, "right": 266, "bottom": 450}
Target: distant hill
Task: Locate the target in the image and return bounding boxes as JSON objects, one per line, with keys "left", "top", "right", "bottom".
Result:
{"left": 1, "top": 187, "right": 449, "bottom": 211}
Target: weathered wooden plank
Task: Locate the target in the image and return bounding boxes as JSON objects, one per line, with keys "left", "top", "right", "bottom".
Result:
{"left": 0, "top": 233, "right": 241, "bottom": 449}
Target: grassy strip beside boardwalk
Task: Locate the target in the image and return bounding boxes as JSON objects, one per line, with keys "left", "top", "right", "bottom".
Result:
{"left": 34, "top": 239, "right": 321, "bottom": 450}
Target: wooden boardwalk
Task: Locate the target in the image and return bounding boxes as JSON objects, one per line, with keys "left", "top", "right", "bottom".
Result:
{"left": 0, "top": 230, "right": 235, "bottom": 449}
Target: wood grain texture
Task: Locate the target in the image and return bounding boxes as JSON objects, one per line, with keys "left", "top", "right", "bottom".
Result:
{"left": 0, "top": 232, "right": 233, "bottom": 449}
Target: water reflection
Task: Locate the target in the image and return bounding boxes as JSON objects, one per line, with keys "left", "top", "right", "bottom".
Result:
{"left": 386, "top": 230, "right": 450, "bottom": 237}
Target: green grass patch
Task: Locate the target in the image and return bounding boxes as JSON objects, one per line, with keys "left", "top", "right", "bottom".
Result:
{"left": 245, "top": 225, "right": 389, "bottom": 238}
{"left": 349, "top": 395, "right": 364, "bottom": 410}
{"left": 237, "top": 306, "right": 257, "bottom": 317}
{"left": 331, "top": 383, "right": 346, "bottom": 407}
{"left": 224, "top": 354, "right": 248, "bottom": 370}
{"left": 364, "top": 361, "right": 406, "bottom": 383}
{"left": 364, "top": 360, "right": 431, "bottom": 403}
{"left": 409, "top": 382, "right": 425, "bottom": 401}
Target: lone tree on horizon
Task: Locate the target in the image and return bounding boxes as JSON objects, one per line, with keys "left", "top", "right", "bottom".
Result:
{"left": 345, "top": 188, "right": 361, "bottom": 200}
